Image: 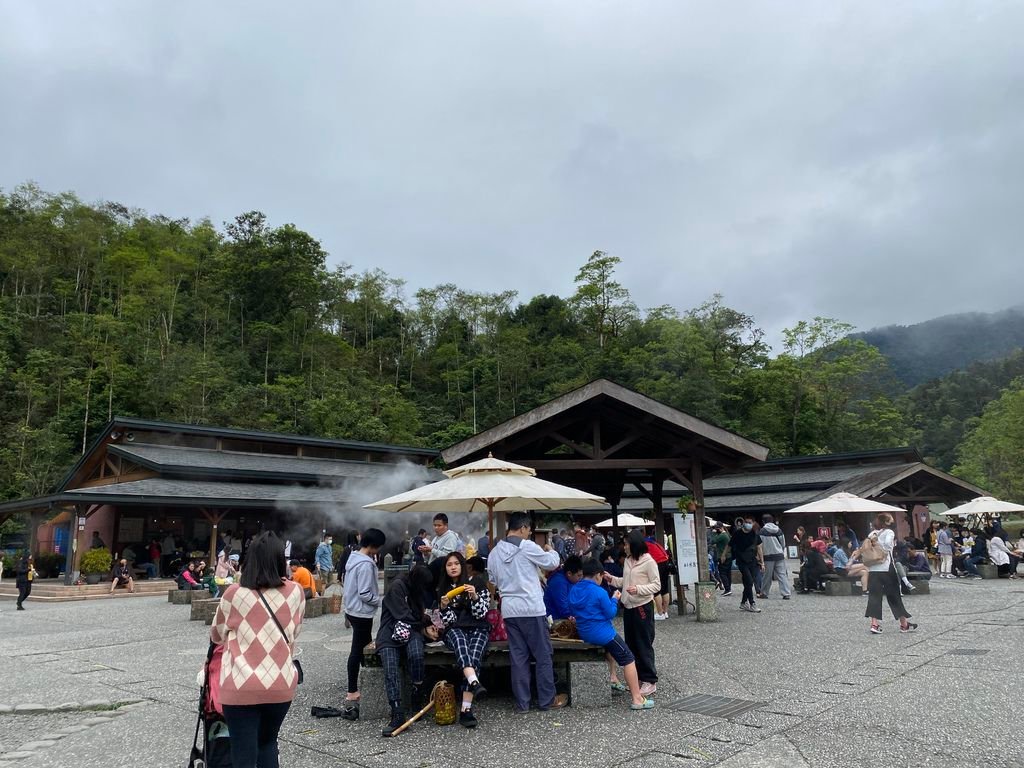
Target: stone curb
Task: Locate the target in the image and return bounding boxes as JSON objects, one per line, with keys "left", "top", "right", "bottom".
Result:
{"left": 0, "top": 699, "right": 148, "bottom": 762}
{"left": 0, "top": 699, "right": 143, "bottom": 715}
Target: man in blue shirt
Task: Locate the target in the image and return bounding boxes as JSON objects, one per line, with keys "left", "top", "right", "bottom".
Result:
{"left": 315, "top": 535, "right": 334, "bottom": 584}
{"left": 544, "top": 556, "right": 583, "bottom": 620}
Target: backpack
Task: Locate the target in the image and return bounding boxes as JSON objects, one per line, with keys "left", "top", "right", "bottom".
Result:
{"left": 646, "top": 539, "right": 669, "bottom": 564}
{"left": 860, "top": 535, "right": 887, "bottom": 567}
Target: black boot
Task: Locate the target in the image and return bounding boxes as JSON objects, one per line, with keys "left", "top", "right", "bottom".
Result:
{"left": 382, "top": 702, "right": 404, "bottom": 737}
{"left": 340, "top": 700, "right": 359, "bottom": 721}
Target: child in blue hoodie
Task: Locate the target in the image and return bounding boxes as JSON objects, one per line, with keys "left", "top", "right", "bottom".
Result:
{"left": 569, "top": 559, "right": 654, "bottom": 710}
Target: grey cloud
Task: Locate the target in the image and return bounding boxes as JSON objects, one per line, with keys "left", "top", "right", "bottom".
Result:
{"left": 1, "top": 1, "right": 1022, "bottom": 349}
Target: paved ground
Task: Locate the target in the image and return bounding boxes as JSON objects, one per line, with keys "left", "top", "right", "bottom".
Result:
{"left": 2, "top": 578, "right": 1023, "bottom": 768}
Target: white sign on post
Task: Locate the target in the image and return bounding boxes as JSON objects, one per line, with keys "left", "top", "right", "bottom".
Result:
{"left": 673, "top": 513, "right": 700, "bottom": 586}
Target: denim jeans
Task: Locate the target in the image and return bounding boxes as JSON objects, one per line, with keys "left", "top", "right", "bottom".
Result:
{"left": 964, "top": 555, "right": 984, "bottom": 576}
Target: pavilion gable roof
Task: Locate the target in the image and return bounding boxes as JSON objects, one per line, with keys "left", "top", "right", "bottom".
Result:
{"left": 442, "top": 379, "right": 769, "bottom": 470}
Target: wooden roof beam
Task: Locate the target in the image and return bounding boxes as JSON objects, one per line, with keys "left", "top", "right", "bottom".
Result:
{"left": 518, "top": 458, "right": 690, "bottom": 470}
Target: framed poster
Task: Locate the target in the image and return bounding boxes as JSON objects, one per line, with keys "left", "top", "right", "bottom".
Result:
{"left": 672, "top": 514, "right": 699, "bottom": 586}
{"left": 817, "top": 526, "right": 832, "bottom": 540}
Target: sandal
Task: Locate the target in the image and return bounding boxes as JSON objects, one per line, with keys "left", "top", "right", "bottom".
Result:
{"left": 610, "top": 682, "right": 628, "bottom": 693}
{"left": 630, "top": 698, "right": 656, "bottom": 711}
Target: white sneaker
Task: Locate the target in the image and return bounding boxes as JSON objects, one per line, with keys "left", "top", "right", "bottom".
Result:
{"left": 654, "top": 612, "right": 666, "bottom": 621}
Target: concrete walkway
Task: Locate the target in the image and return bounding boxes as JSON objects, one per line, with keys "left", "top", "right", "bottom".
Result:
{"left": 2, "top": 577, "right": 1022, "bottom": 767}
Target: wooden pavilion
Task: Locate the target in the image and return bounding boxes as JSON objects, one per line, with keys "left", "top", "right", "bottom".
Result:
{"left": 441, "top": 379, "right": 770, "bottom": 592}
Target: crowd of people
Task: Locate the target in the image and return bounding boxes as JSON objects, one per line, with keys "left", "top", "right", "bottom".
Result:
{"left": 709, "top": 515, "right": 1023, "bottom": 611}
{"left": 200, "top": 515, "right": 668, "bottom": 766}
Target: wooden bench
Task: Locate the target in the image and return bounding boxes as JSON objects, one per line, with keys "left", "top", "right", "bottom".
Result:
{"left": 357, "top": 639, "right": 610, "bottom": 718}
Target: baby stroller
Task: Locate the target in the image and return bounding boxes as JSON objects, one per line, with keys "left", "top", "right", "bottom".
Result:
{"left": 188, "top": 643, "right": 232, "bottom": 767}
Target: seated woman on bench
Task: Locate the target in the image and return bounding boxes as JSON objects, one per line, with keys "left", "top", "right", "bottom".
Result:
{"left": 798, "top": 540, "right": 832, "bottom": 593}
{"left": 437, "top": 552, "right": 490, "bottom": 728}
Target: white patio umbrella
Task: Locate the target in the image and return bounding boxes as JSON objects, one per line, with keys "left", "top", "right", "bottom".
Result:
{"left": 942, "top": 496, "right": 1024, "bottom": 518}
{"left": 363, "top": 455, "right": 606, "bottom": 544}
{"left": 785, "top": 492, "right": 904, "bottom": 516}
{"left": 595, "top": 513, "right": 653, "bottom": 528}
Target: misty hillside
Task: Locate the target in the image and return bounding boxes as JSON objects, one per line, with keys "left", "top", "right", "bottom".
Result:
{"left": 854, "top": 305, "right": 1024, "bottom": 386}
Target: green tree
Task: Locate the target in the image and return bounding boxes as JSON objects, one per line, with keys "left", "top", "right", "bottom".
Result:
{"left": 570, "top": 251, "right": 637, "bottom": 349}
{"left": 954, "top": 380, "right": 1024, "bottom": 502}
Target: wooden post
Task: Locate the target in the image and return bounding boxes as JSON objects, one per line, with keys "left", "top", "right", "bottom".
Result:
{"left": 692, "top": 461, "right": 710, "bottom": 583}
{"left": 200, "top": 508, "right": 226, "bottom": 568}
{"left": 63, "top": 506, "right": 76, "bottom": 585}
{"left": 652, "top": 476, "right": 665, "bottom": 544}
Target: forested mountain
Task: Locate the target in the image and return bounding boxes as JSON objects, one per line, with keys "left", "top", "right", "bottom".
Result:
{"left": 904, "top": 349, "right": 1024, "bottom": 469}
{"left": 0, "top": 183, "right": 1020, "bottom": 505}
{"left": 854, "top": 307, "right": 1024, "bottom": 387}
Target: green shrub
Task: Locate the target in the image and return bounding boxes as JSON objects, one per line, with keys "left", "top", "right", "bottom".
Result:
{"left": 80, "top": 547, "right": 112, "bottom": 575}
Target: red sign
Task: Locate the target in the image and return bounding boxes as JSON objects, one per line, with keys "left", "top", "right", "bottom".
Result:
{"left": 817, "top": 526, "right": 832, "bottom": 539}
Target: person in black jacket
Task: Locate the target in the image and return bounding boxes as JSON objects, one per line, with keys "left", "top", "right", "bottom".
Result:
{"left": 376, "top": 565, "right": 437, "bottom": 737}
{"left": 728, "top": 518, "right": 763, "bottom": 612}
{"left": 437, "top": 552, "right": 490, "bottom": 728}
{"left": 16, "top": 554, "right": 36, "bottom": 610}
{"left": 799, "top": 542, "right": 831, "bottom": 593}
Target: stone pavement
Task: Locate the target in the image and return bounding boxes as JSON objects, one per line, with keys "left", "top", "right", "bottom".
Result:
{"left": 2, "top": 578, "right": 1022, "bottom": 768}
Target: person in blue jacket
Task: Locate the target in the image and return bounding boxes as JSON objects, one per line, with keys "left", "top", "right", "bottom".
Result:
{"left": 568, "top": 559, "right": 654, "bottom": 711}
{"left": 544, "top": 556, "right": 583, "bottom": 620}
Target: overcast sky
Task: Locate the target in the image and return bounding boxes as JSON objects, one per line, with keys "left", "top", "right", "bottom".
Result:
{"left": 2, "top": 2, "right": 1022, "bottom": 349}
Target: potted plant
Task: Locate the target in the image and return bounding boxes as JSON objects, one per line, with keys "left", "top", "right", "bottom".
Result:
{"left": 80, "top": 547, "right": 112, "bottom": 585}
{"left": 676, "top": 496, "right": 701, "bottom": 519}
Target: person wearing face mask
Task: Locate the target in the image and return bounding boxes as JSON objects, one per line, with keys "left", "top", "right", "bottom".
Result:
{"left": 727, "top": 517, "right": 764, "bottom": 612}
{"left": 314, "top": 534, "right": 334, "bottom": 592}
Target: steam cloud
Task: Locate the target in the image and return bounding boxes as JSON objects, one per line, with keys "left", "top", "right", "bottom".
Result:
{"left": 273, "top": 462, "right": 493, "bottom": 558}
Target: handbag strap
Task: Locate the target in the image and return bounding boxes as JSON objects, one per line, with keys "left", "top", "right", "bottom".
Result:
{"left": 257, "top": 590, "right": 291, "bottom": 646}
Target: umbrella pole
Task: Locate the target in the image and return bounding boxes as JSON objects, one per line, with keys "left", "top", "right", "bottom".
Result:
{"left": 488, "top": 501, "right": 494, "bottom": 550}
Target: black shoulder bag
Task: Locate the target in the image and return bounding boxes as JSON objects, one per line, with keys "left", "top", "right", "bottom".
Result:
{"left": 258, "top": 590, "right": 304, "bottom": 685}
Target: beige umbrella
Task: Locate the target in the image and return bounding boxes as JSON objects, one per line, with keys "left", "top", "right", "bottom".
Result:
{"left": 942, "top": 496, "right": 1024, "bottom": 517}
{"left": 786, "top": 492, "right": 904, "bottom": 516}
{"left": 364, "top": 455, "right": 606, "bottom": 544}
{"left": 595, "top": 513, "right": 653, "bottom": 528}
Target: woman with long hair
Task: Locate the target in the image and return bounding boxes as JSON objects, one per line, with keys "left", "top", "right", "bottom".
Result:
{"left": 376, "top": 565, "right": 437, "bottom": 737}
{"left": 603, "top": 530, "right": 661, "bottom": 697}
{"left": 210, "top": 531, "right": 305, "bottom": 768}
{"left": 437, "top": 551, "right": 490, "bottom": 728}
{"left": 865, "top": 513, "right": 917, "bottom": 635}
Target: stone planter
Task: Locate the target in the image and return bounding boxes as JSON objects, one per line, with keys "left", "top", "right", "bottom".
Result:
{"left": 85, "top": 573, "right": 103, "bottom": 585}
